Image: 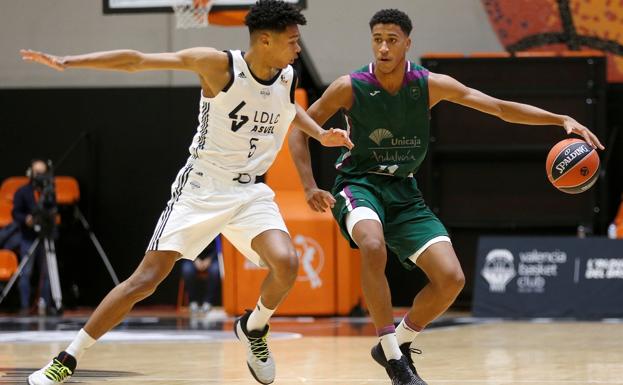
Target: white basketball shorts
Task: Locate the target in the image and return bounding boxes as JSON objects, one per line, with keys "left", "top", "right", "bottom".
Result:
{"left": 147, "top": 163, "right": 288, "bottom": 266}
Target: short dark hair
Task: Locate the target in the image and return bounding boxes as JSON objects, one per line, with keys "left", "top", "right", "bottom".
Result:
{"left": 369, "top": 9, "right": 413, "bottom": 36}
{"left": 245, "top": 0, "right": 307, "bottom": 34}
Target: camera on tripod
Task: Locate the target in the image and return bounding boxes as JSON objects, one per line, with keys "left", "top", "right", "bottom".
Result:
{"left": 31, "top": 171, "right": 57, "bottom": 237}
{"left": 0, "top": 151, "right": 120, "bottom": 311}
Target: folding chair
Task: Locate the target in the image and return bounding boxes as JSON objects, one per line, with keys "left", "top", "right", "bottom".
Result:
{"left": 0, "top": 177, "right": 29, "bottom": 202}
{"left": 0, "top": 249, "right": 18, "bottom": 281}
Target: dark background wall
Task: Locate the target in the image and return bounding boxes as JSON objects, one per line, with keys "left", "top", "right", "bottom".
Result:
{"left": 1, "top": 66, "right": 622, "bottom": 310}
{"left": 0, "top": 88, "right": 202, "bottom": 307}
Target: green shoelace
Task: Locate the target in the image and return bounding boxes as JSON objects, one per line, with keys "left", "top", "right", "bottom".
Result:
{"left": 44, "top": 359, "right": 73, "bottom": 382}
{"left": 249, "top": 334, "right": 270, "bottom": 361}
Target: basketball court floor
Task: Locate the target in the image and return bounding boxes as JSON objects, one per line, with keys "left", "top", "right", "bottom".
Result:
{"left": 1, "top": 308, "right": 622, "bottom": 384}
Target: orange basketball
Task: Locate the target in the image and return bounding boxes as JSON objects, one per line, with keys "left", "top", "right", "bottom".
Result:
{"left": 546, "top": 138, "right": 600, "bottom": 194}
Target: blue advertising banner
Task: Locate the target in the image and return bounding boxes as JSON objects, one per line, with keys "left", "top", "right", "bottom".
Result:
{"left": 473, "top": 237, "right": 623, "bottom": 318}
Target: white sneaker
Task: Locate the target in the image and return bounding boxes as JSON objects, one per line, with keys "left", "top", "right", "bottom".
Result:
{"left": 37, "top": 298, "right": 46, "bottom": 317}
{"left": 28, "top": 351, "right": 76, "bottom": 385}
{"left": 234, "top": 310, "right": 275, "bottom": 384}
{"left": 200, "top": 302, "right": 212, "bottom": 313}
{"left": 189, "top": 301, "right": 200, "bottom": 315}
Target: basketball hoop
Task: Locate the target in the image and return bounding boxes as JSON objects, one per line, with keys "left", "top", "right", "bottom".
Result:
{"left": 173, "top": 0, "right": 214, "bottom": 29}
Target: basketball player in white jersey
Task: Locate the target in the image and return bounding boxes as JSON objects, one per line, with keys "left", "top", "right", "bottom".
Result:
{"left": 20, "top": 1, "right": 352, "bottom": 384}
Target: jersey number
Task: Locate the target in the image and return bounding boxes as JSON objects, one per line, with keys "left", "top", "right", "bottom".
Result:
{"left": 229, "top": 101, "right": 248, "bottom": 132}
{"left": 248, "top": 138, "right": 259, "bottom": 158}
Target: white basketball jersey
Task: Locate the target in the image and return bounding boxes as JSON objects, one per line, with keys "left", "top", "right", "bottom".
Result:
{"left": 187, "top": 50, "right": 297, "bottom": 181}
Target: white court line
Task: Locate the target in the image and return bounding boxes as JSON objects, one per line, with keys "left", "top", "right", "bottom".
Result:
{"left": 0, "top": 330, "right": 301, "bottom": 344}
{"left": 86, "top": 378, "right": 623, "bottom": 384}
{"left": 2, "top": 377, "right": 621, "bottom": 384}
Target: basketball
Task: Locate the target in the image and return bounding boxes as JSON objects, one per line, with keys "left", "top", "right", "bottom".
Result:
{"left": 546, "top": 138, "right": 600, "bottom": 194}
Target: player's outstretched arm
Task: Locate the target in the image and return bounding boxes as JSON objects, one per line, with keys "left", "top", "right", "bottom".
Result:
{"left": 20, "top": 47, "right": 227, "bottom": 75}
{"left": 428, "top": 72, "right": 604, "bottom": 150}
{"left": 289, "top": 75, "right": 353, "bottom": 212}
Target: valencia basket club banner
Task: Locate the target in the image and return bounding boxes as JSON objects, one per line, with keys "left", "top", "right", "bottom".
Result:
{"left": 473, "top": 236, "right": 623, "bottom": 318}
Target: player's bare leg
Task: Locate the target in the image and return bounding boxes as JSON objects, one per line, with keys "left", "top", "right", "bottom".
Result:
{"left": 352, "top": 220, "right": 394, "bottom": 329}
{"left": 28, "top": 250, "right": 179, "bottom": 385}
{"left": 84, "top": 250, "right": 180, "bottom": 338}
{"left": 353, "top": 220, "right": 421, "bottom": 384}
{"left": 251, "top": 229, "right": 299, "bottom": 310}
{"left": 234, "top": 229, "right": 298, "bottom": 384}
{"left": 391, "top": 242, "right": 464, "bottom": 383}
{"left": 405, "top": 242, "right": 464, "bottom": 332}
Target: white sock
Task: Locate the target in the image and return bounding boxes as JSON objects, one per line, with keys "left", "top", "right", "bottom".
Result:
{"left": 378, "top": 325, "right": 401, "bottom": 360}
{"left": 246, "top": 298, "right": 275, "bottom": 332}
{"left": 396, "top": 316, "right": 423, "bottom": 345}
{"left": 379, "top": 331, "right": 402, "bottom": 361}
{"left": 65, "top": 329, "right": 96, "bottom": 361}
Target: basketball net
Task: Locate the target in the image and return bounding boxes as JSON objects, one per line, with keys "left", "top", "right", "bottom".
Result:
{"left": 173, "top": 0, "right": 214, "bottom": 29}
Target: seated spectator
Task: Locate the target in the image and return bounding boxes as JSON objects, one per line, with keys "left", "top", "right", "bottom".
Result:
{"left": 12, "top": 159, "right": 57, "bottom": 315}
{"left": 180, "top": 239, "right": 221, "bottom": 315}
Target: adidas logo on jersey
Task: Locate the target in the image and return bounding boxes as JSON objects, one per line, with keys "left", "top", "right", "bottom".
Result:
{"left": 238, "top": 72, "right": 247, "bottom": 79}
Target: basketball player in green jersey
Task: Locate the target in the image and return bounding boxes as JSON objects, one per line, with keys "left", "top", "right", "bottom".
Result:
{"left": 289, "top": 9, "right": 604, "bottom": 385}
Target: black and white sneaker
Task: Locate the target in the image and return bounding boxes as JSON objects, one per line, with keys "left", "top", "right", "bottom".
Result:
{"left": 234, "top": 310, "right": 275, "bottom": 384}
{"left": 371, "top": 343, "right": 427, "bottom": 385}
{"left": 28, "top": 351, "right": 76, "bottom": 385}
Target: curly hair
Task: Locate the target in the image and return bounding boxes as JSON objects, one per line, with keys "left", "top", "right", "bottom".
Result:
{"left": 245, "top": 0, "right": 307, "bottom": 33}
{"left": 369, "top": 9, "right": 413, "bottom": 36}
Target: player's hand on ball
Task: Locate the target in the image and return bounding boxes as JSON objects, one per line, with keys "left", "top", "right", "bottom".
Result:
{"left": 562, "top": 117, "right": 604, "bottom": 150}
{"left": 20, "top": 49, "right": 65, "bottom": 71}
{"left": 305, "top": 188, "right": 335, "bottom": 212}
{"left": 320, "top": 128, "right": 354, "bottom": 149}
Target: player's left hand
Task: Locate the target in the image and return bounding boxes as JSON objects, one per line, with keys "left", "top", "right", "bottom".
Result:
{"left": 320, "top": 128, "right": 354, "bottom": 149}
{"left": 563, "top": 117, "right": 604, "bottom": 150}
{"left": 20, "top": 49, "right": 66, "bottom": 71}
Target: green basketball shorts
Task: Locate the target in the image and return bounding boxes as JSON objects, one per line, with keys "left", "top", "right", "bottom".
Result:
{"left": 332, "top": 173, "right": 449, "bottom": 270}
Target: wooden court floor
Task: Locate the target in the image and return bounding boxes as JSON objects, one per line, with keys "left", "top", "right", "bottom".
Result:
{"left": 1, "top": 312, "right": 622, "bottom": 384}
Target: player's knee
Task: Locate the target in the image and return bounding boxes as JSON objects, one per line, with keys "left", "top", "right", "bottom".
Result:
{"left": 124, "top": 273, "right": 159, "bottom": 300}
{"left": 453, "top": 270, "right": 466, "bottom": 292}
{"left": 440, "top": 268, "right": 465, "bottom": 296}
{"left": 359, "top": 237, "right": 386, "bottom": 257}
{"left": 270, "top": 249, "right": 299, "bottom": 285}
{"left": 359, "top": 238, "right": 386, "bottom": 269}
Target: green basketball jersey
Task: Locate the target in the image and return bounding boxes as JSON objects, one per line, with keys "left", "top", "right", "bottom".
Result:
{"left": 336, "top": 62, "right": 430, "bottom": 178}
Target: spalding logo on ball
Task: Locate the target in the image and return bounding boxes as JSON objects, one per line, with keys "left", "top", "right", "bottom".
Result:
{"left": 546, "top": 138, "right": 600, "bottom": 194}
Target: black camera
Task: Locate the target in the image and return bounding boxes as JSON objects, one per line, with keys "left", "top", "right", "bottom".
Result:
{"left": 32, "top": 171, "right": 57, "bottom": 236}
